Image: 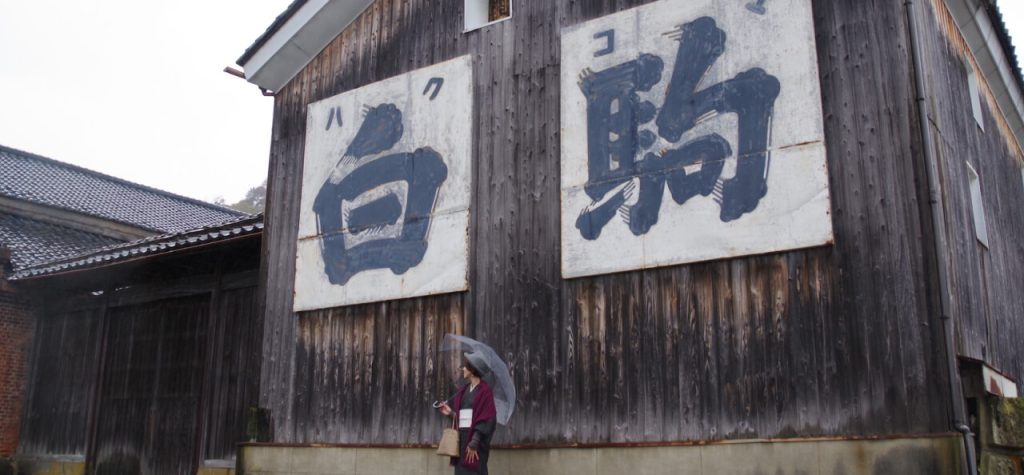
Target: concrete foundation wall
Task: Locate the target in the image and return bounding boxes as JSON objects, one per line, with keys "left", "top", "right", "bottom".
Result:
{"left": 240, "top": 436, "right": 962, "bottom": 475}
{"left": 6, "top": 458, "right": 83, "bottom": 475}
{"left": 5, "top": 459, "right": 234, "bottom": 475}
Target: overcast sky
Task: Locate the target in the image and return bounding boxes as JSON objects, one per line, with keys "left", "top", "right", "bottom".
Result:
{"left": 0, "top": 1, "right": 1022, "bottom": 204}
{"left": 0, "top": 0, "right": 291, "bottom": 204}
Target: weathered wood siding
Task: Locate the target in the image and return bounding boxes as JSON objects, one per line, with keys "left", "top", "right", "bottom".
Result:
{"left": 292, "top": 296, "right": 464, "bottom": 443}
{"left": 203, "top": 286, "right": 262, "bottom": 461}
{"left": 17, "top": 245, "right": 262, "bottom": 472}
{"left": 18, "top": 305, "right": 103, "bottom": 456}
{"left": 91, "top": 296, "right": 210, "bottom": 475}
{"left": 914, "top": 0, "right": 1024, "bottom": 377}
{"left": 260, "top": 0, "right": 957, "bottom": 445}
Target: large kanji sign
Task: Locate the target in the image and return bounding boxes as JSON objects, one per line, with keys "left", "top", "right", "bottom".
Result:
{"left": 560, "top": 0, "right": 832, "bottom": 278}
{"left": 295, "top": 56, "right": 472, "bottom": 310}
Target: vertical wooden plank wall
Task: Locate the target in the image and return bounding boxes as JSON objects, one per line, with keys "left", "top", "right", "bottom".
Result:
{"left": 259, "top": 0, "right": 471, "bottom": 442}
{"left": 89, "top": 296, "right": 209, "bottom": 475}
{"left": 17, "top": 270, "right": 262, "bottom": 470}
{"left": 915, "top": 0, "right": 1024, "bottom": 377}
{"left": 260, "top": 0, "right": 958, "bottom": 445}
{"left": 204, "top": 286, "right": 263, "bottom": 460}
{"left": 17, "top": 306, "right": 103, "bottom": 456}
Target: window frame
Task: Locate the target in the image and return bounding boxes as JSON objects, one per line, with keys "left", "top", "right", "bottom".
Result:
{"left": 966, "top": 61, "right": 985, "bottom": 131}
{"left": 464, "top": 0, "right": 512, "bottom": 32}
{"left": 966, "top": 161, "right": 989, "bottom": 248}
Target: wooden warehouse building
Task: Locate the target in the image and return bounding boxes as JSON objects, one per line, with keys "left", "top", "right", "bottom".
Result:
{"left": 6, "top": 0, "right": 1024, "bottom": 473}
{"left": 233, "top": 0, "right": 1024, "bottom": 473}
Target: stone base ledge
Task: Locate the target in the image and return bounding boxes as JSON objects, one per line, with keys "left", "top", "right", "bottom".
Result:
{"left": 239, "top": 435, "right": 963, "bottom": 475}
{"left": 7, "top": 459, "right": 85, "bottom": 475}
{"left": 8, "top": 457, "right": 236, "bottom": 475}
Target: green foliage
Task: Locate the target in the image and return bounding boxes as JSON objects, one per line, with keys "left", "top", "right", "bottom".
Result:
{"left": 227, "top": 179, "right": 267, "bottom": 214}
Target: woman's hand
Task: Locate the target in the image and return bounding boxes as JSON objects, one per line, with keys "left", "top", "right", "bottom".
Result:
{"left": 438, "top": 402, "right": 452, "bottom": 416}
{"left": 465, "top": 447, "right": 479, "bottom": 464}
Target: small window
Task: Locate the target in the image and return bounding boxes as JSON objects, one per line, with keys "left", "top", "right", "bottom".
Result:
{"left": 967, "top": 63, "right": 985, "bottom": 131}
{"left": 465, "top": 0, "right": 511, "bottom": 32}
{"left": 966, "top": 161, "right": 989, "bottom": 248}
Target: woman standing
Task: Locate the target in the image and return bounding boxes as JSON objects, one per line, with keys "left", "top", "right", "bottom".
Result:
{"left": 438, "top": 353, "right": 497, "bottom": 474}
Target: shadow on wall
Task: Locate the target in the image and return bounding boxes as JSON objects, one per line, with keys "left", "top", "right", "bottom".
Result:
{"left": 872, "top": 446, "right": 943, "bottom": 474}
{"left": 827, "top": 446, "right": 943, "bottom": 475}
{"left": 94, "top": 453, "right": 141, "bottom": 475}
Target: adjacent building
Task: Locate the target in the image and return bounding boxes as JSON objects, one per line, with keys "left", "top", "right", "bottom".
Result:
{"left": 0, "top": 145, "right": 254, "bottom": 473}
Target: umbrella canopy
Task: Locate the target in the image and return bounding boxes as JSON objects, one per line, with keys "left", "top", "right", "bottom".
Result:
{"left": 441, "top": 334, "right": 516, "bottom": 426}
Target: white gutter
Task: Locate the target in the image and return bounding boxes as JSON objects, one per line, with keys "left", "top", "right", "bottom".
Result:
{"left": 239, "top": 0, "right": 376, "bottom": 93}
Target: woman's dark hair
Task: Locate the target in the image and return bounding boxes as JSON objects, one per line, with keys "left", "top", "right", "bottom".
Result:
{"left": 462, "top": 356, "right": 483, "bottom": 377}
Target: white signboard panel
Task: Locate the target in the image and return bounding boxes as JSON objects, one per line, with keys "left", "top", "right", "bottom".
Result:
{"left": 295, "top": 56, "right": 472, "bottom": 311}
{"left": 560, "top": 0, "right": 832, "bottom": 278}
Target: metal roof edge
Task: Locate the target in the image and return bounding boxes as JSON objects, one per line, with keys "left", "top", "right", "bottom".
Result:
{"left": 236, "top": 0, "right": 376, "bottom": 92}
{"left": 236, "top": 0, "right": 309, "bottom": 66}
{"left": 986, "top": 1, "right": 1024, "bottom": 100}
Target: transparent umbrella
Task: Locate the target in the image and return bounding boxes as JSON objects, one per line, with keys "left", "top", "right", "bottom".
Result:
{"left": 440, "top": 334, "right": 516, "bottom": 426}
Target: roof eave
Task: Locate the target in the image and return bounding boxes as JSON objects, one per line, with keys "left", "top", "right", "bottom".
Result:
{"left": 946, "top": 0, "right": 1024, "bottom": 154}
{"left": 237, "top": 0, "right": 376, "bottom": 93}
{"left": 9, "top": 215, "right": 264, "bottom": 281}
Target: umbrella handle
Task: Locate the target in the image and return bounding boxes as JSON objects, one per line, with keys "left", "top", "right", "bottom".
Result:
{"left": 432, "top": 393, "right": 458, "bottom": 409}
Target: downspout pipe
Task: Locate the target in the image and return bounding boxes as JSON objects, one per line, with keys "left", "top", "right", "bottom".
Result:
{"left": 904, "top": 1, "right": 978, "bottom": 473}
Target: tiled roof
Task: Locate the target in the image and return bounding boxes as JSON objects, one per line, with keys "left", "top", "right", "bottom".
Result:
{"left": 10, "top": 214, "right": 263, "bottom": 280}
{"left": 0, "top": 144, "right": 247, "bottom": 233}
{"left": 0, "top": 212, "right": 122, "bottom": 270}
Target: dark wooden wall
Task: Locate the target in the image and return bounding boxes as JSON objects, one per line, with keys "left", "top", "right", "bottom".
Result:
{"left": 259, "top": 0, "right": 966, "bottom": 445}
{"left": 203, "top": 286, "right": 261, "bottom": 461}
{"left": 914, "top": 0, "right": 1024, "bottom": 378}
{"left": 17, "top": 244, "right": 262, "bottom": 473}
{"left": 18, "top": 306, "right": 103, "bottom": 456}
{"left": 91, "top": 296, "right": 209, "bottom": 475}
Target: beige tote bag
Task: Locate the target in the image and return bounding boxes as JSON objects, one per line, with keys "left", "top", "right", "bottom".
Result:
{"left": 436, "top": 417, "right": 459, "bottom": 457}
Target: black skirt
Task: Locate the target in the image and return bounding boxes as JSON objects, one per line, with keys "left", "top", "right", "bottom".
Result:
{"left": 453, "top": 427, "right": 490, "bottom": 475}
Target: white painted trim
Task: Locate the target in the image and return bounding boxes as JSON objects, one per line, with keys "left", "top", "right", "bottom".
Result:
{"left": 463, "top": 15, "right": 513, "bottom": 33}
{"left": 983, "top": 365, "right": 1019, "bottom": 398}
{"left": 464, "top": 0, "right": 489, "bottom": 31}
{"left": 240, "top": 0, "right": 376, "bottom": 92}
{"left": 965, "top": 161, "right": 989, "bottom": 248}
{"left": 463, "top": 0, "right": 512, "bottom": 33}
{"left": 243, "top": 0, "right": 329, "bottom": 81}
{"left": 967, "top": 61, "right": 985, "bottom": 131}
